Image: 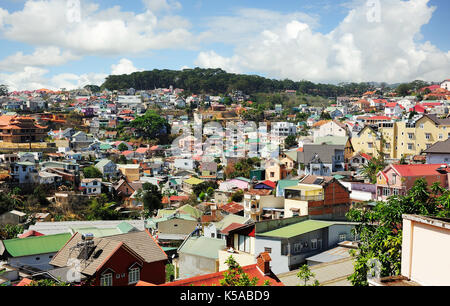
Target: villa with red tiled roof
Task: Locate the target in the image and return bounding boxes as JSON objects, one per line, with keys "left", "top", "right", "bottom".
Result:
{"left": 0, "top": 115, "right": 47, "bottom": 143}
{"left": 376, "top": 164, "right": 450, "bottom": 201}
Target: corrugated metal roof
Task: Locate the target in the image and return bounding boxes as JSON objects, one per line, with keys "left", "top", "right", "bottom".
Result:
{"left": 258, "top": 220, "right": 333, "bottom": 239}
{"left": 3, "top": 233, "right": 72, "bottom": 257}
{"left": 178, "top": 236, "right": 225, "bottom": 259}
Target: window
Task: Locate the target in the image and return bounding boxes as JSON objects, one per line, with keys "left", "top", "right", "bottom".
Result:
{"left": 339, "top": 234, "right": 346, "bottom": 242}
{"left": 293, "top": 242, "right": 302, "bottom": 253}
{"left": 383, "top": 188, "right": 390, "bottom": 196}
{"left": 368, "top": 142, "right": 373, "bottom": 149}
{"left": 439, "top": 134, "right": 443, "bottom": 139}
{"left": 238, "top": 235, "right": 250, "bottom": 253}
{"left": 408, "top": 143, "right": 413, "bottom": 150}
{"left": 128, "top": 267, "right": 140, "bottom": 284}
{"left": 392, "top": 174, "right": 397, "bottom": 185}
{"left": 408, "top": 133, "right": 414, "bottom": 139}
{"left": 100, "top": 273, "right": 113, "bottom": 286}
{"left": 393, "top": 189, "right": 399, "bottom": 195}
{"left": 264, "top": 247, "right": 272, "bottom": 254}
{"left": 270, "top": 172, "right": 275, "bottom": 178}
{"left": 425, "top": 133, "right": 431, "bottom": 140}
{"left": 311, "top": 239, "right": 318, "bottom": 250}
{"left": 211, "top": 233, "right": 215, "bottom": 238}
{"left": 420, "top": 124, "right": 424, "bottom": 129}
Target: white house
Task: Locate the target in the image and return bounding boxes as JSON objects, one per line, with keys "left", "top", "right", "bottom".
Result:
{"left": 312, "top": 120, "right": 348, "bottom": 141}
{"left": 384, "top": 102, "right": 404, "bottom": 117}
{"left": 80, "top": 178, "right": 102, "bottom": 195}
{"left": 440, "top": 79, "right": 450, "bottom": 91}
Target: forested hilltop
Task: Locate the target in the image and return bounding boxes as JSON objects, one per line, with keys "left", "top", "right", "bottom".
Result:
{"left": 100, "top": 67, "right": 377, "bottom": 97}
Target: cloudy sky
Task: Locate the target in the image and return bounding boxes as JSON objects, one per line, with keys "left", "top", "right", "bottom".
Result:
{"left": 0, "top": 0, "right": 449, "bottom": 91}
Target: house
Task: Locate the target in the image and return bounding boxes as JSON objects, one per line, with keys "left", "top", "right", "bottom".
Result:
{"left": 0, "top": 210, "right": 27, "bottom": 225}
{"left": 298, "top": 144, "right": 346, "bottom": 176}
{"left": 376, "top": 164, "right": 449, "bottom": 201}
{"left": 284, "top": 175, "right": 350, "bottom": 220}
{"left": 253, "top": 180, "right": 276, "bottom": 191}
{"left": 95, "top": 159, "right": 117, "bottom": 178}
{"left": 219, "top": 177, "right": 251, "bottom": 192}
{"left": 174, "top": 158, "right": 195, "bottom": 171}
{"left": 0, "top": 115, "right": 47, "bottom": 143}
{"left": 0, "top": 233, "right": 72, "bottom": 272}
{"left": 49, "top": 231, "right": 168, "bottom": 286}
{"left": 384, "top": 102, "right": 404, "bottom": 117}
{"left": 440, "top": 79, "right": 450, "bottom": 91}
{"left": 161, "top": 252, "right": 283, "bottom": 286}
{"left": 312, "top": 120, "right": 349, "bottom": 141}
{"left": 182, "top": 177, "right": 204, "bottom": 194}
{"left": 348, "top": 152, "right": 373, "bottom": 170}
{"left": 117, "top": 164, "right": 140, "bottom": 182}
{"left": 146, "top": 213, "right": 198, "bottom": 242}
{"left": 276, "top": 179, "right": 299, "bottom": 197}
{"left": 70, "top": 131, "right": 94, "bottom": 150}
{"left": 80, "top": 178, "right": 102, "bottom": 195}
{"left": 199, "top": 162, "right": 217, "bottom": 178}
{"left": 423, "top": 138, "right": 450, "bottom": 164}
{"left": 254, "top": 217, "right": 356, "bottom": 274}
{"left": 203, "top": 214, "right": 250, "bottom": 240}
{"left": 369, "top": 214, "right": 450, "bottom": 286}
{"left": 219, "top": 201, "right": 245, "bottom": 216}
{"left": 9, "top": 162, "right": 38, "bottom": 184}
{"left": 265, "top": 159, "right": 288, "bottom": 182}
{"left": 243, "top": 189, "right": 285, "bottom": 221}
{"left": 175, "top": 234, "right": 226, "bottom": 280}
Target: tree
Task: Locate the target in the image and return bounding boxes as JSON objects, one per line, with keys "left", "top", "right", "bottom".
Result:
{"left": 129, "top": 110, "right": 171, "bottom": 144}
{"left": 219, "top": 256, "right": 259, "bottom": 286}
{"left": 117, "top": 142, "right": 128, "bottom": 152}
{"left": 0, "top": 224, "right": 24, "bottom": 240}
{"left": 346, "top": 179, "right": 450, "bottom": 286}
{"left": 284, "top": 135, "right": 298, "bottom": 148}
{"left": 360, "top": 153, "right": 386, "bottom": 184}
{"left": 0, "top": 84, "right": 8, "bottom": 96}
{"left": 231, "top": 190, "right": 244, "bottom": 202}
{"left": 297, "top": 264, "right": 320, "bottom": 286}
{"left": 396, "top": 83, "right": 411, "bottom": 97}
{"left": 319, "top": 111, "right": 331, "bottom": 120}
{"left": 135, "top": 183, "right": 162, "bottom": 215}
{"left": 28, "top": 279, "right": 71, "bottom": 286}
{"left": 83, "top": 166, "right": 103, "bottom": 178}
{"left": 86, "top": 194, "right": 120, "bottom": 220}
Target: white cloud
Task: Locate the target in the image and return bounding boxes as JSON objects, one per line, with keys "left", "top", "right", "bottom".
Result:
{"left": 111, "top": 58, "right": 143, "bottom": 75}
{"left": 0, "top": 0, "right": 193, "bottom": 56}
{"left": 142, "top": 0, "right": 182, "bottom": 12}
{"left": 0, "top": 47, "right": 80, "bottom": 72}
{"left": 196, "top": 0, "right": 450, "bottom": 83}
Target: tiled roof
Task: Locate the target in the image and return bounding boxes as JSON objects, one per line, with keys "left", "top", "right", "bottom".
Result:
{"left": 220, "top": 202, "right": 244, "bottom": 214}
{"left": 160, "top": 263, "right": 283, "bottom": 286}
{"left": 389, "top": 164, "right": 448, "bottom": 177}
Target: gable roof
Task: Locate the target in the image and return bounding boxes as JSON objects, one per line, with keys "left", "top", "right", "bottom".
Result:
{"left": 423, "top": 138, "right": 450, "bottom": 154}
{"left": 219, "top": 202, "right": 244, "bottom": 215}
{"left": 50, "top": 231, "right": 167, "bottom": 275}
{"left": 2, "top": 233, "right": 72, "bottom": 257}
{"left": 387, "top": 164, "right": 448, "bottom": 177}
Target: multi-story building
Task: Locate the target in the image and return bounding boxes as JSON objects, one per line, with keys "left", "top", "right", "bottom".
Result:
{"left": 351, "top": 114, "right": 450, "bottom": 160}
{"left": 0, "top": 115, "right": 47, "bottom": 143}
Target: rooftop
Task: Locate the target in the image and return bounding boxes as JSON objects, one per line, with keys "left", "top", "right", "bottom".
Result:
{"left": 257, "top": 220, "right": 333, "bottom": 239}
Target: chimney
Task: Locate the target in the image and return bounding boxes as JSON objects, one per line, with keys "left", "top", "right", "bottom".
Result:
{"left": 257, "top": 252, "right": 272, "bottom": 275}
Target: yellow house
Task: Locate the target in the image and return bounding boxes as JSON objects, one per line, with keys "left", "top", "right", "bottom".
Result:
{"left": 283, "top": 184, "right": 324, "bottom": 218}
{"left": 351, "top": 114, "right": 450, "bottom": 159}
{"left": 117, "top": 164, "right": 140, "bottom": 182}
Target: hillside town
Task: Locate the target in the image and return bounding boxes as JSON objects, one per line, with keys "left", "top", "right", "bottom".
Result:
{"left": 0, "top": 77, "right": 450, "bottom": 288}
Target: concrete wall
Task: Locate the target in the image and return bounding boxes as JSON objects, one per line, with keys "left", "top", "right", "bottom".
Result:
{"left": 9, "top": 252, "right": 56, "bottom": 272}
{"left": 401, "top": 218, "right": 450, "bottom": 286}
{"left": 254, "top": 237, "right": 289, "bottom": 275}
{"left": 177, "top": 253, "right": 217, "bottom": 280}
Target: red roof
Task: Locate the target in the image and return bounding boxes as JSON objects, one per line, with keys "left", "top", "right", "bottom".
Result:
{"left": 16, "top": 278, "right": 33, "bottom": 286}
{"left": 260, "top": 180, "right": 276, "bottom": 189}
{"left": 160, "top": 264, "right": 283, "bottom": 286}
{"left": 220, "top": 222, "right": 246, "bottom": 235}
{"left": 390, "top": 164, "right": 448, "bottom": 177}
{"left": 18, "top": 230, "right": 44, "bottom": 238}
{"left": 220, "top": 202, "right": 244, "bottom": 214}
{"left": 360, "top": 153, "right": 373, "bottom": 161}
{"left": 368, "top": 116, "right": 391, "bottom": 120}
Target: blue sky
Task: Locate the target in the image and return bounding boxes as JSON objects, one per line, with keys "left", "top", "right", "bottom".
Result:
{"left": 0, "top": 0, "right": 449, "bottom": 90}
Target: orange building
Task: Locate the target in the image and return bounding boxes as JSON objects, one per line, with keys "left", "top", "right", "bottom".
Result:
{"left": 0, "top": 115, "right": 47, "bottom": 143}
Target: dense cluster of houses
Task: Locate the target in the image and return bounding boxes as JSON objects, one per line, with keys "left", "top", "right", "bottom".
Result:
{"left": 0, "top": 80, "right": 450, "bottom": 286}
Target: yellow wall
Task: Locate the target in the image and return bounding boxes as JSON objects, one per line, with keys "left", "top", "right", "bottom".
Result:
{"left": 352, "top": 117, "right": 450, "bottom": 159}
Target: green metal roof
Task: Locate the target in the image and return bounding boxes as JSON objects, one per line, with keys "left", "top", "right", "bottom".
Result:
{"left": 116, "top": 221, "right": 136, "bottom": 233}
{"left": 183, "top": 177, "right": 203, "bottom": 185}
{"left": 3, "top": 233, "right": 72, "bottom": 257}
{"left": 258, "top": 220, "right": 333, "bottom": 239}
{"left": 277, "top": 179, "right": 299, "bottom": 191}
{"left": 70, "top": 227, "right": 121, "bottom": 237}
{"left": 178, "top": 236, "right": 225, "bottom": 259}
